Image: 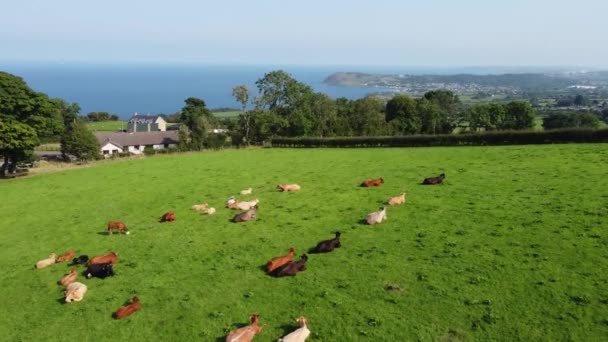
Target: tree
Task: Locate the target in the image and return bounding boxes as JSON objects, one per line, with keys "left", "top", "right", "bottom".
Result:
{"left": 0, "top": 72, "right": 64, "bottom": 174}
{"left": 60, "top": 122, "right": 100, "bottom": 161}
{"left": 465, "top": 104, "right": 493, "bottom": 132}
{"left": 416, "top": 98, "right": 441, "bottom": 134}
{"left": 503, "top": 101, "right": 536, "bottom": 130}
{"left": 573, "top": 94, "right": 588, "bottom": 106}
{"left": 179, "top": 97, "right": 214, "bottom": 150}
{"left": 543, "top": 112, "right": 599, "bottom": 130}
{"left": 385, "top": 95, "right": 418, "bottom": 134}
{"left": 310, "top": 93, "right": 337, "bottom": 137}
{"left": 232, "top": 85, "right": 251, "bottom": 144}
{"left": 424, "top": 90, "right": 461, "bottom": 133}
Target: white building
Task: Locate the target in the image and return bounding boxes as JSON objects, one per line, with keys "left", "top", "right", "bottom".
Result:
{"left": 96, "top": 131, "right": 179, "bottom": 157}
{"left": 127, "top": 113, "right": 168, "bottom": 132}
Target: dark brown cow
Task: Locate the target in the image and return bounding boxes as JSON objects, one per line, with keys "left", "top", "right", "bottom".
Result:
{"left": 422, "top": 173, "right": 445, "bottom": 185}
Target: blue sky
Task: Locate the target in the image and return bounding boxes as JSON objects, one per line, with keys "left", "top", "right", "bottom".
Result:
{"left": 1, "top": 0, "right": 607, "bottom": 66}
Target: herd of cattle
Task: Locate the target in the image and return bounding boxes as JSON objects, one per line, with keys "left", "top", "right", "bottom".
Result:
{"left": 35, "top": 173, "right": 445, "bottom": 341}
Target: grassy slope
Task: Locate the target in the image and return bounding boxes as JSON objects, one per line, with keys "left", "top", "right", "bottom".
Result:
{"left": 86, "top": 121, "right": 127, "bottom": 132}
{"left": 212, "top": 110, "right": 241, "bottom": 118}
{"left": 0, "top": 146, "right": 607, "bottom": 341}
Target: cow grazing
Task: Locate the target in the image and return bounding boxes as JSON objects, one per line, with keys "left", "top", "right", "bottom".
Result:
{"left": 114, "top": 296, "right": 141, "bottom": 319}
{"left": 35, "top": 253, "right": 56, "bottom": 269}
{"left": 310, "top": 232, "right": 341, "bottom": 253}
{"left": 108, "top": 221, "right": 129, "bottom": 235}
{"left": 87, "top": 252, "right": 119, "bottom": 266}
{"left": 266, "top": 247, "right": 295, "bottom": 274}
{"left": 191, "top": 202, "right": 209, "bottom": 211}
{"left": 71, "top": 255, "right": 89, "bottom": 265}
{"left": 233, "top": 206, "right": 257, "bottom": 223}
{"left": 387, "top": 192, "right": 407, "bottom": 206}
{"left": 422, "top": 173, "right": 445, "bottom": 185}
{"left": 159, "top": 211, "right": 176, "bottom": 222}
{"left": 58, "top": 268, "right": 78, "bottom": 287}
{"left": 277, "top": 184, "right": 301, "bottom": 192}
{"left": 64, "top": 282, "right": 87, "bottom": 303}
{"left": 366, "top": 207, "right": 387, "bottom": 225}
{"left": 278, "top": 316, "right": 311, "bottom": 342}
{"left": 235, "top": 199, "right": 259, "bottom": 211}
{"left": 240, "top": 188, "right": 253, "bottom": 195}
{"left": 271, "top": 255, "right": 308, "bottom": 277}
{"left": 56, "top": 250, "right": 75, "bottom": 263}
{"left": 202, "top": 207, "right": 216, "bottom": 215}
{"left": 225, "top": 313, "right": 264, "bottom": 342}
{"left": 85, "top": 263, "right": 115, "bottom": 279}
{"left": 361, "top": 178, "right": 384, "bottom": 187}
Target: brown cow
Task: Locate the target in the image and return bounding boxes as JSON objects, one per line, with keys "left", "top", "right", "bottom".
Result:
{"left": 277, "top": 184, "right": 301, "bottom": 192}
{"left": 233, "top": 206, "right": 257, "bottom": 223}
{"left": 114, "top": 296, "right": 142, "bottom": 319}
{"left": 57, "top": 250, "right": 76, "bottom": 262}
{"left": 225, "top": 314, "right": 264, "bottom": 342}
{"left": 87, "top": 252, "right": 119, "bottom": 266}
{"left": 58, "top": 268, "right": 78, "bottom": 287}
{"left": 361, "top": 178, "right": 384, "bottom": 187}
{"left": 108, "top": 221, "right": 129, "bottom": 235}
{"left": 159, "top": 211, "right": 176, "bottom": 222}
{"left": 266, "top": 247, "right": 295, "bottom": 274}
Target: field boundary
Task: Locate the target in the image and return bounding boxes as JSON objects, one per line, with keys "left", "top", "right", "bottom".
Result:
{"left": 271, "top": 128, "right": 608, "bottom": 148}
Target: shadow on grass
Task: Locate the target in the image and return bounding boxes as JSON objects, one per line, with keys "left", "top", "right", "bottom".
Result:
{"left": 278, "top": 322, "right": 299, "bottom": 337}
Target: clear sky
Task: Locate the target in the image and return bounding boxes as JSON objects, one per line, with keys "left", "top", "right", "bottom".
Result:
{"left": 1, "top": 0, "right": 607, "bottom": 67}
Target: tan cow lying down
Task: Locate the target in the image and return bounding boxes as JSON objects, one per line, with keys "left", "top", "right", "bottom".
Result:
{"left": 366, "top": 207, "right": 387, "bottom": 225}
{"left": 240, "top": 188, "right": 252, "bottom": 195}
{"left": 191, "top": 202, "right": 209, "bottom": 211}
{"left": 226, "top": 196, "right": 238, "bottom": 209}
{"left": 65, "top": 282, "right": 87, "bottom": 302}
{"left": 277, "top": 184, "right": 301, "bottom": 192}
{"left": 36, "top": 253, "right": 56, "bottom": 269}
{"left": 388, "top": 192, "right": 407, "bottom": 205}
{"left": 202, "top": 207, "right": 216, "bottom": 215}
{"left": 235, "top": 199, "right": 259, "bottom": 211}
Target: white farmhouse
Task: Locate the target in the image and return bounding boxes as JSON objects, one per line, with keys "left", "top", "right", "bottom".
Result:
{"left": 96, "top": 131, "right": 179, "bottom": 157}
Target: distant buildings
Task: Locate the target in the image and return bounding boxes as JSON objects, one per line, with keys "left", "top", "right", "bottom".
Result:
{"left": 127, "top": 113, "right": 167, "bottom": 132}
{"left": 96, "top": 131, "right": 179, "bottom": 157}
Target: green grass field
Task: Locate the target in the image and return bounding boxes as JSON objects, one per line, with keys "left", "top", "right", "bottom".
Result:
{"left": 1, "top": 146, "right": 607, "bottom": 341}
{"left": 212, "top": 110, "right": 241, "bottom": 118}
{"left": 86, "top": 121, "right": 127, "bottom": 132}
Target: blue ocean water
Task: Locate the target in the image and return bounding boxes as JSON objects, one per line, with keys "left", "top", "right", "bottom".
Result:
{"left": 0, "top": 63, "right": 560, "bottom": 119}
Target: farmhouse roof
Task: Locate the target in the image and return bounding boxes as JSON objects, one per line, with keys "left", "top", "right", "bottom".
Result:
{"left": 128, "top": 113, "right": 164, "bottom": 124}
{"left": 95, "top": 131, "right": 179, "bottom": 148}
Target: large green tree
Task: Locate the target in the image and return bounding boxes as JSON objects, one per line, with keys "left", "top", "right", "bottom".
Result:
{"left": 0, "top": 72, "right": 65, "bottom": 175}
{"left": 503, "top": 101, "right": 536, "bottom": 130}
{"left": 385, "top": 95, "right": 418, "bottom": 134}
{"left": 232, "top": 85, "right": 251, "bottom": 145}
{"left": 179, "top": 97, "right": 214, "bottom": 150}
{"left": 60, "top": 122, "right": 100, "bottom": 161}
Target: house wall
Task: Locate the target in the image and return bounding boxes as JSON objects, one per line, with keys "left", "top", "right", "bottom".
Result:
{"left": 126, "top": 143, "right": 177, "bottom": 154}
{"left": 100, "top": 142, "right": 123, "bottom": 158}
{"left": 156, "top": 118, "right": 167, "bottom": 131}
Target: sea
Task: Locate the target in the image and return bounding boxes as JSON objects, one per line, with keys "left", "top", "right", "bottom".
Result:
{"left": 0, "top": 63, "right": 572, "bottom": 119}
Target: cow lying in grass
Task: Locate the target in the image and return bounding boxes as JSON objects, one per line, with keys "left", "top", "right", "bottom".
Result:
{"left": 65, "top": 282, "right": 87, "bottom": 302}
{"left": 266, "top": 247, "right": 295, "bottom": 274}
{"left": 108, "top": 221, "right": 129, "bottom": 235}
{"left": 366, "top": 207, "right": 387, "bottom": 225}
{"left": 226, "top": 196, "right": 238, "bottom": 209}
{"left": 278, "top": 316, "right": 311, "bottom": 342}
{"left": 202, "top": 207, "right": 216, "bottom": 215}
{"left": 310, "top": 232, "right": 341, "bottom": 253}
{"left": 35, "top": 253, "right": 56, "bottom": 269}
{"left": 88, "top": 252, "right": 118, "bottom": 266}
{"left": 240, "top": 188, "right": 252, "bottom": 195}
{"left": 225, "top": 313, "right": 264, "bottom": 342}
{"left": 159, "top": 211, "right": 176, "bottom": 222}
{"left": 56, "top": 250, "right": 75, "bottom": 263}
{"left": 191, "top": 202, "right": 209, "bottom": 211}
{"left": 387, "top": 192, "right": 407, "bottom": 206}
{"left": 58, "top": 268, "right": 78, "bottom": 287}
{"left": 114, "top": 296, "right": 141, "bottom": 319}
{"left": 233, "top": 206, "right": 257, "bottom": 223}
{"left": 271, "top": 255, "right": 308, "bottom": 277}
{"left": 361, "top": 178, "right": 384, "bottom": 187}
{"left": 422, "top": 173, "right": 445, "bottom": 185}
{"left": 235, "top": 199, "right": 259, "bottom": 211}
{"left": 85, "top": 263, "right": 115, "bottom": 279}
{"left": 277, "top": 184, "right": 301, "bottom": 192}
{"left": 71, "top": 255, "right": 89, "bottom": 265}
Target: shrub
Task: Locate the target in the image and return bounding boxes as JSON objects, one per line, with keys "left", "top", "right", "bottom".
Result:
{"left": 271, "top": 129, "right": 608, "bottom": 148}
{"left": 143, "top": 146, "right": 156, "bottom": 156}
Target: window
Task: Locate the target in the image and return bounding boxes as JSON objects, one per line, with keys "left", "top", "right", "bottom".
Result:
{"left": 164, "top": 143, "right": 169, "bottom": 148}
{"left": 112, "top": 150, "right": 119, "bottom": 154}
{"left": 103, "top": 150, "right": 109, "bottom": 155}
{"left": 134, "top": 145, "right": 140, "bottom": 150}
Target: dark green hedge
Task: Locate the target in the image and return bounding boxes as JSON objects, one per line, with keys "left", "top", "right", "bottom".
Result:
{"left": 271, "top": 129, "right": 608, "bottom": 148}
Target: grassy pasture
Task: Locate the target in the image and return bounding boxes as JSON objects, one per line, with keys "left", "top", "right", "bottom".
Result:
{"left": 86, "top": 121, "right": 127, "bottom": 132}
{"left": 0, "top": 145, "right": 607, "bottom": 341}
{"left": 212, "top": 110, "right": 241, "bottom": 118}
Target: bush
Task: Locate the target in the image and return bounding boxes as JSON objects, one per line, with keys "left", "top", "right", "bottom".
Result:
{"left": 271, "top": 129, "right": 608, "bottom": 148}
{"left": 143, "top": 146, "right": 156, "bottom": 156}
{"left": 206, "top": 133, "right": 227, "bottom": 150}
